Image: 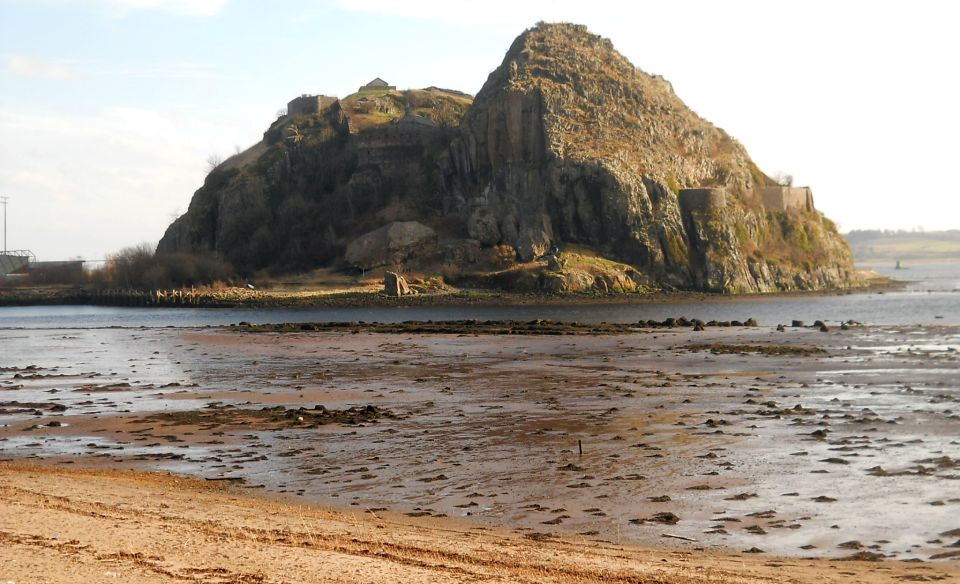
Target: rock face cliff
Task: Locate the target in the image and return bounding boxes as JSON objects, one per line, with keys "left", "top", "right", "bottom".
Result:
{"left": 159, "top": 22, "right": 857, "bottom": 293}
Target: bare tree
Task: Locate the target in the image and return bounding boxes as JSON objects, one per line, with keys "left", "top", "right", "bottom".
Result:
{"left": 206, "top": 153, "right": 223, "bottom": 174}
{"left": 774, "top": 171, "right": 794, "bottom": 187}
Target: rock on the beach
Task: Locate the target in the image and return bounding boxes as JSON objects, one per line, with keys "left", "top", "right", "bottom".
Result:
{"left": 630, "top": 512, "right": 680, "bottom": 525}
{"left": 384, "top": 272, "right": 412, "bottom": 297}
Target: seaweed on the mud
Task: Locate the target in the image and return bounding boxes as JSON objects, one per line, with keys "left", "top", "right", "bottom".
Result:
{"left": 134, "top": 404, "right": 394, "bottom": 429}
{"left": 0, "top": 401, "right": 67, "bottom": 415}
{"left": 228, "top": 317, "right": 762, "bottom": 336}
{"left": 684, "top": 343, "right": 826, "bottom": 356}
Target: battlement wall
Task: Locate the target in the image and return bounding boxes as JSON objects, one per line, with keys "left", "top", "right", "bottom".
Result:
{"left": 678, "top": 188, "right": 727, "bottom": 214}
{"left": 759, "top": 186, "right": 814, "bottom": 212}
{"left": 355, "top": 121, "right": 440, "bottom": 167}
{"left": 287, "top": 94, "right": 338, "bottom": 116}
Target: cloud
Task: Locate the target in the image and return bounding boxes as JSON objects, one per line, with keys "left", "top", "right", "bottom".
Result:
{"left": 2, "top": 54, "right": 218, "bottom": 81}
{"left": 100, "top": 63, "right": 220, "bottom": 80}
{"left": 331, "top": 0, "right": 592, "bottom": 27}
{"left": 100, "top": 0, "right": 229, "bottom": 17}
{"left": 32, "top": 0, "right": 229, "bottom": 17}
{"left": 2, "top": 55, "right": 79, "bottom": 80}
{"left": 0, "top": 106, "right": 254, "bottom": 260}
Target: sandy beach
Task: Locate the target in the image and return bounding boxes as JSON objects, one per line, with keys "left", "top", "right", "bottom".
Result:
{"left": 3, "top": 462, "right": 958, "bottom": 583}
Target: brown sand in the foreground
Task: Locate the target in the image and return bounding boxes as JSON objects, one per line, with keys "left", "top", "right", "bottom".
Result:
{"left": 1, "top": 463, "right": 955, "bottom": 584}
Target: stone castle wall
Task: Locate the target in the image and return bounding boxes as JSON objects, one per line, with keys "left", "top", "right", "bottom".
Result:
{"left": 759, "top": 186, "right": 814, "bottom": 212}
{"left": 678, "top": 188, "right": 727, "bottom": 215}
{"left": 356, "top": 120, "right": 439, "bottom": 167}
{"left": 287, "top": 95, "right": 338, "bottom": 116}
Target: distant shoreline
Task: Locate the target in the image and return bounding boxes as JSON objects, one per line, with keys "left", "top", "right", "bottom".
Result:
{"left": 854, "top": 256, "right": 960, "bottom": 265}
{"left": 0, "top": 271, "right": 902, "bottom": 310}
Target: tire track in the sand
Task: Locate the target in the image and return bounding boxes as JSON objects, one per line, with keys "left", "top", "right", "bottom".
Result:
{"left": 12, "top": 470, "right": 940, "bottom": 584}
{"left": 0, "top": 482, "right": 765, "bottom": 583}
{"left": 1, "top": 485, "right": 488, "bottom": 581}
{"left": 0, "top": 531, "right": 264, "bottom": 583}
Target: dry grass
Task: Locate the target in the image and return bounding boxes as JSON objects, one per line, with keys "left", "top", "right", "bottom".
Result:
{"left": 556, "top": 245, "right": 636, "bottom": 277}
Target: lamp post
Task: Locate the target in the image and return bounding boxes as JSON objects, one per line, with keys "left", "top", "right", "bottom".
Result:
{"left": 0, "top": 196, "right": 8, "bottom": 254}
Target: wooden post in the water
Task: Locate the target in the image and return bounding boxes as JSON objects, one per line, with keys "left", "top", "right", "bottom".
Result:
{"left": 578, "top": 440, "right": 583, "bottom": 456}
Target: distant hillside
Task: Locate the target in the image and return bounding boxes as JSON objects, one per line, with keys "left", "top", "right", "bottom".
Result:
{"left": 845, "top": 230, "right": 960, "bottom": 260}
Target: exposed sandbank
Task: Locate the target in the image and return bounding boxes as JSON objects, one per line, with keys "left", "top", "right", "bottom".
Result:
{"left": 2, "top": 462, "right": 956, "bottom": 583}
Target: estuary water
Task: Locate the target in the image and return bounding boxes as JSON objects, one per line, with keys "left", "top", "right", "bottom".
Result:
{"left": 0, "top": 260, "right": 957, "bottom": 329}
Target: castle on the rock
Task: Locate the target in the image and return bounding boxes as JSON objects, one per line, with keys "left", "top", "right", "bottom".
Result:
{"left": 282, "top": 82, "right": 440, "bottom": 169}
{"left": 287, "top": 79, "right": 815, "bottom": 218}
{"left": 757, "top": 186, "right": 815, "bottom": 212}
{"left": 679, "top": 185, "right": 815, "bottom": 215}
{"left": 358, "top": 77, "right": 395, "bottom": 92}
{"left": 286, "top": 94, "right": 338, "bottom": 116}
{"left": 286, "top": 78, "right": 396, "bottom": 117}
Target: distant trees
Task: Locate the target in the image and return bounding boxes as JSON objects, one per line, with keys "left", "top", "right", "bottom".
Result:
{"left": 101, "top": 243, "right": 155, "bottom": 288}
{"left": 91, "top": 243, "right": 234, "bottom": 290}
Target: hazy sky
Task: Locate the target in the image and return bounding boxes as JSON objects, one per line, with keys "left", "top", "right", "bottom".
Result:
{"left": 1, "top": 0, "right": 958, "bottom": 261}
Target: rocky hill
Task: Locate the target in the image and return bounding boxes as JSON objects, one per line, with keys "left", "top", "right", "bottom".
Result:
{"left": 159, "top": 22, "right": 857, "bottom": 293}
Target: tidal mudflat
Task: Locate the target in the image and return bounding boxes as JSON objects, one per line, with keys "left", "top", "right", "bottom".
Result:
{"left": 1, "top": 322, "right": 958, "bottom": 562}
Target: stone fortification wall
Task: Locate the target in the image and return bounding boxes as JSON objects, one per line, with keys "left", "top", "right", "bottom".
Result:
{"left": 287, "top": 95, "right": 338, "bottom": 116}
{"left": 678, "top": 188, "right": 727, "bottom": 215}
{"left": 759, "top": 186, "right": 814, "bottom": 212}
{"left": 356, "top": 118, "right": 440, "bottom": 167}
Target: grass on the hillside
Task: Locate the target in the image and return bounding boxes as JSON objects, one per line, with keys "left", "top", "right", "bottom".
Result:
{"left": 555, "top": 245, "right": 636, "bottom": 275}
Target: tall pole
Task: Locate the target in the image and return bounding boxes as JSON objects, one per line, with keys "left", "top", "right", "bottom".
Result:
{"left": 0, "top": 196, "right": 7, "bottom": 254}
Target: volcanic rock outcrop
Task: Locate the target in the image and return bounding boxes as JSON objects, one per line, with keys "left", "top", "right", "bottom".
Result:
{"left": 159, "top": 22, "right": 857, "bottom": 293}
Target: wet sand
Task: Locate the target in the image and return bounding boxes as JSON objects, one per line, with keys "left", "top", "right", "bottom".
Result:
{"left": 1, "top": 322, "right": 959, "bottom": 570}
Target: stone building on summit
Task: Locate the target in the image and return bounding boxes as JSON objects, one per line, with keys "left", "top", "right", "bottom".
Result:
{"left": 358, "top": 77, "right": 395, "bottom": 92}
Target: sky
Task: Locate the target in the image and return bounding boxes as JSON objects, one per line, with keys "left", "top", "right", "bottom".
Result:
{"left": 1, "top": 0, "right": 958, "bottom": 262}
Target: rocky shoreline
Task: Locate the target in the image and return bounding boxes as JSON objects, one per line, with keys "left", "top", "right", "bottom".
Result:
{"left": 0, "top": 271, "right": 899, "bottom": 309}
